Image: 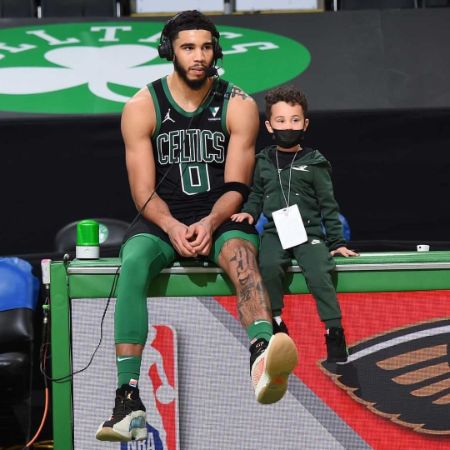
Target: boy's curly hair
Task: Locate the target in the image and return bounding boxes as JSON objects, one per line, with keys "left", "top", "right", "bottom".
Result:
{"left": 265, "top": 85, "right": 308, "bottom": 120}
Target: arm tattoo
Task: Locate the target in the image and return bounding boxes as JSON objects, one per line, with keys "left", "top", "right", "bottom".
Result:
{"left": 230, "top": 86, "right": 249, "bottom": 100}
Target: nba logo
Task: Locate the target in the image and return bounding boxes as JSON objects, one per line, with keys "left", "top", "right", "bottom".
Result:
{"left": 121, "top": 325, "right": 179, "bottom": 450}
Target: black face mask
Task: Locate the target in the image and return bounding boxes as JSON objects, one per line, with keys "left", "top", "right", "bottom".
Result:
{"left": 272, "top": 129, "right": 305, "bottom": 148}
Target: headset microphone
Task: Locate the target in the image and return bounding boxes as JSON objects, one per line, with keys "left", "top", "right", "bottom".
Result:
{"left": 205, "top": 66, "right": 218, "bottom": 77}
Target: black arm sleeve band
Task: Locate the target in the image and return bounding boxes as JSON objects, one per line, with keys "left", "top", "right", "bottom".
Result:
{"left": 222, "top": 182, "right": 250, "bottom": 202}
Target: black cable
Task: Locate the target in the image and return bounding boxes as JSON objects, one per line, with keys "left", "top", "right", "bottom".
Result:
{"left": 38, "top": 285, "right": 50, "bottom": 386}
{"left": 41, "top": 266, "right": 119, "bottom": 383}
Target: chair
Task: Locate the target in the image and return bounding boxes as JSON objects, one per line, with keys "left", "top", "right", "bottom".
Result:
{"left": 0, "top": 0, "right": 36, "bottom": 17}
{"left": 54, "top": 218, "right": 131, "bottom": 255}
{"left": 40, "top": 0, "right": 118, "bottom": 17}
{"left": 0, "top": 258, "right": 39, "bottom": 446}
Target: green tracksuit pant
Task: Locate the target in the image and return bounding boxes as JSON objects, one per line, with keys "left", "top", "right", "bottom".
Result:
{"left": 258, "top": 230, "right": 342, "bottom": 322}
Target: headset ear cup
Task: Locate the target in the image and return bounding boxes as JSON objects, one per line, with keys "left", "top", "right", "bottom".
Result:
{"left": 215, "top": 43, "right": 223, "bottom": 61}
{"left": 213, "top": 37, "right": 223, "bottom": 61}
{"left": 158, "top": 37, "right": 173, "bottom": 61}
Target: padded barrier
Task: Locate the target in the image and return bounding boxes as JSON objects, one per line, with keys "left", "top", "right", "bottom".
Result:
{"left": 0, "top": 258, "right": 37, "bottom": 446}
{"left": 0, "top": 257, "right": 39, "bottom": 312}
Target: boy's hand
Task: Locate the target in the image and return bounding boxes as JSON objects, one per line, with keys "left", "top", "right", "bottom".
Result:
{"left": 231, "top": 212, "right": 254, "bottom": 224}
{"left": 330, "top": 246, "right": 359, "bottom": 257}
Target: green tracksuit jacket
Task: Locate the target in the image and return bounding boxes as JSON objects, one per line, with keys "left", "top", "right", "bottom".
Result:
{"left": 242, "top": 145, "right": 345, "bottom": 322}
{"left": 243, "top": 145, "right": 345, "bottom": 250}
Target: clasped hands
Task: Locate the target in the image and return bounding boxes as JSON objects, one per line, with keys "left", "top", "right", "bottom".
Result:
{"left": 167, "top": 219, "right": 213, "bottom": 257}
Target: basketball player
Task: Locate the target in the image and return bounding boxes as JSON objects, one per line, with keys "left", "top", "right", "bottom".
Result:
{"left": 96, "top": 11, "right": 298, "bottom": 442}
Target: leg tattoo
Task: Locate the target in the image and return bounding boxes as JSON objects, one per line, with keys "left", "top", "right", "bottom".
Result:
{"left": 223, "top": 242, "right": 271, "bottom": 326}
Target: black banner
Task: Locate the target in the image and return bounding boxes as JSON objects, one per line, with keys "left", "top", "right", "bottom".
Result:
{"left": 0, "top": 10, "right": 449, "bottom": 255}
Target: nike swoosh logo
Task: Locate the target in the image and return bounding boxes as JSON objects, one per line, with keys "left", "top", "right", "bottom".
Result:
{"left": 117, "top": 356, "right": 134, "bottom": 362}
{"left": 292, "top": 165, "right": 309, "bottom": 172}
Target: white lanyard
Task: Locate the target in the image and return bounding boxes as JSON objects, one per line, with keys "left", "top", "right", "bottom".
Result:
{"left": 275, "top": 148, "right": 299, "bottom": 209}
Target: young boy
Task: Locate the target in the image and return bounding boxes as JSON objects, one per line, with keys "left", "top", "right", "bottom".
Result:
{"left": 231, "top": 85, "right": 358, "bottom": 362}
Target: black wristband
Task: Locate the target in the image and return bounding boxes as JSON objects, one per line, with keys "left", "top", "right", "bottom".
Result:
{"left": 223, "top": 182, "right": 250, "bottom": 202}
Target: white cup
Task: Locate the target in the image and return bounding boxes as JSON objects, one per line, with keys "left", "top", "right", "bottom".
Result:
{"left": 417, "top": 244, "right": 430, "bottom": 252}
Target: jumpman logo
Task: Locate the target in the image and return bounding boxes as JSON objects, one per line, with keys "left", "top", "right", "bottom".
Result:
{"left": 162, "top": 108, "right": 175, "bottom": 124}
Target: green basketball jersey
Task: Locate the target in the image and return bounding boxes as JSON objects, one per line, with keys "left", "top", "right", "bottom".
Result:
{"left": 148, "top": 76, "right": 233, "bottom": 220}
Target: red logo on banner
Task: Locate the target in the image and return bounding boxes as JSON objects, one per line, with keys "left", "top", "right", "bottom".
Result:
{"left": 290, "top": 291, "right": 450, "bottom": 450}
{"left": 138, "top": 325, "right": 179, "bottom": 450}
{"left": 321, "top": 318, "right": 450, "bottom": 434}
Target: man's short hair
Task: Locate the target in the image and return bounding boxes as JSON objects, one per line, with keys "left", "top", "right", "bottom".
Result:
{"left": 158, "top": 10, "right": 222, "bottom": 62}
{"left": 265, "top": 86, "right": 309, "bottom": 120}
{"left": 163, "top": 10, "right": 220, "bottom": 42}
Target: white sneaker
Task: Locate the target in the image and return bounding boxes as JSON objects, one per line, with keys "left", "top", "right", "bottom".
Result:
{"left": 250, "top": 333, "right": 298, "bottom": 404}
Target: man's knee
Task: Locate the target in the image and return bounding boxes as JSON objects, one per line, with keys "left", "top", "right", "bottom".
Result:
{"left": 120, "top": 235, "right": 168, "bottom": 283}
{"left": 219, "top": 238, "right": 257, "bottom": 264}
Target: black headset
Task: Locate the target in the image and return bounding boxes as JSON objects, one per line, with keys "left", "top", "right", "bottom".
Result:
{"left": 157, "top": 11, "right": 223, "bottom": 63}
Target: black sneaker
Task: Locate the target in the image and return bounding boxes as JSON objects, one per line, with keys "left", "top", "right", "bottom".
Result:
{"left": 272, "top": 318, "right": 289, "bottom": 335}
{"left": 96, "top": 384, "right": 147, "bottom": 441}
{"left": 325, "top": 327, "right": 348, "bottom": 363}
{"left": 250, "top": 338, "right": 269, "bottom": 374}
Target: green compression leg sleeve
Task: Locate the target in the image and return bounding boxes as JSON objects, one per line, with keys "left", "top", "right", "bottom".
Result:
{"left": 247, "top": 320, "right": 273, "bottom": 343}
{"left": 114, "top": 234, "right": 175, "bottom": 345}
{"left": 117, "top": 355, "right": 141, "bottom": 388}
